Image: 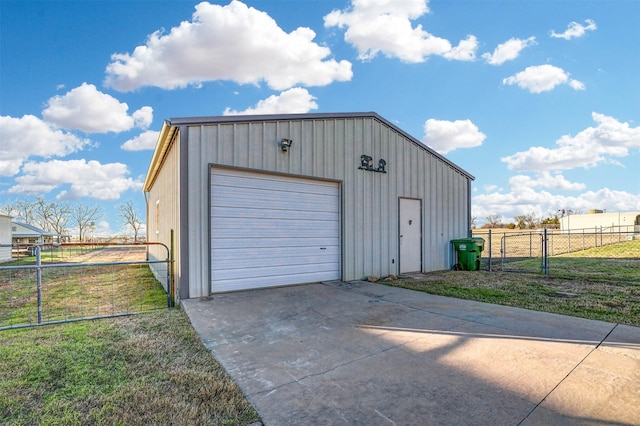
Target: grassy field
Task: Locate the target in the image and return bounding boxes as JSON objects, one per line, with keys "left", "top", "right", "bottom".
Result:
{"left": 1, "top": 247, "right": 168, "bottom": 328}
{"left": 388, "top": 241, "right": 640, "bottom": 326}
{"left": 0, "top": 309, "right": 260, "bottom": 426}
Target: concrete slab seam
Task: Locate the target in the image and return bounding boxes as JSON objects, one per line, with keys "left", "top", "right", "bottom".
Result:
{"left": 515, "top": 323, "right": 620, "bottom": 425}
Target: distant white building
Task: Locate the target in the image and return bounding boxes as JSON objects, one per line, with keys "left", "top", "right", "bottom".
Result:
{"left": 0, "top": 212, "right": 12, "bottom": 262}
{"left": 11, "top": 221, "right": 55, "bottom": 246}
{"left": 560, "top": 210, "right": 640, "bottom": 233}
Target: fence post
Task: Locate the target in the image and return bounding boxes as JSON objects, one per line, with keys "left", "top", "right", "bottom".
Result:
{"left": 36, "top": 245, "right": 42, "bottom": 324}
{"left": 543, "top": 228, "right": 549, "bottom": 275}
{"left": 169, "top": 229, "right": 175, "bottom": 308}
{"left": 488, "top": 229, "right": 492, "bottom": 272}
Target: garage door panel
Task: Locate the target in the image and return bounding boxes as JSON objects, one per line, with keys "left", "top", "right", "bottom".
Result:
{"left": 213, "top": 262, "right": 339, "bottom": 281}
{"left": 212, "top": 246, "right": 339, "bottom": 268}
{"left": 212, "top": 237, "right": 340, "bottom": 249}
{"left": 212, "top": 172, "right": 337, "bottom": 196}
{"left": 212, "top": 188, "right": 338, "bottom": 212}
{"left": 213, "top": 271, "right": 338, "bottom": 293}
{"left": 212, "top": 220, "right": 339, "bottom": 238}
{"left": 212, "top": 206, "right": 338, "bottom": 221}
{"left": 211, "top": 168, "right": 340, "bottom": 292}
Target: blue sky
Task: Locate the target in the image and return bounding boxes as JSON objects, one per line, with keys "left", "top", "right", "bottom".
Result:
{"left": 1, "top": 0, "right": 639, "bottom": 236}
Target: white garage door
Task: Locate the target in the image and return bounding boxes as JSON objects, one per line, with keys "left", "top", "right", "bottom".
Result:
{"left": 211, "top": 168, "right": 341, "bottom": 292}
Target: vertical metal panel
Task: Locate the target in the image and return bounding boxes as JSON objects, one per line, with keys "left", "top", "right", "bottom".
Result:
{"left": 176, "top": 115, "right": 471, "bottom": 296}
{"left": 146, "top": 129, "right": 181, "bottom": 296}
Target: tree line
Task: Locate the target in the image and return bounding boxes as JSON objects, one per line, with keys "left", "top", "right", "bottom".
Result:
{"left": 1, "top": 197, "right": 143, "bottom": 242}
{"left": 473, "top": 210, "right": 583, "bottom": 230}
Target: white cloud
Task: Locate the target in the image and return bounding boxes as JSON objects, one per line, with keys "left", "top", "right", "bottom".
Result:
{"left": 482, "top": 36, "right": 536, "bottom": 65}
{"left": 132, "top": 106, "right": 154, "bottom": 129}
{"left": 501, "top": 112, "right": 640, "bottom": 171}
{"left": 509, "top": 172, "right": 586, "bottom": 191}
{"left": 422, "top": 118, "right": 486, "bottom": 154}
{"left": 473, "top": 177, "right": 640, "bottom": 224}
{"left": 42, "top": 83, "right": 153, "bottom": 133}
{"left": 569, "top": 79, "right": 586, "bottom": 91}
{"left": 502, "top": 64, "right": 584, "bottom": 93}
{"left": 121, "top": 130, "right": 160, "bottom": 151}
{"left": 105, "top": 1, "right": 352, "bottom": 92}
{"left": 94, "top": 220, "right": 115, "bottom": 238}
{"left": 7, "top": 159, "right": 142, "bottom": 200}
{"left": 324, "top": 0, "right": 477, "bottom": 63}
{"left": 0, "top": 114, "right": 90, "bottom": 176}
{"left": 550, "top": 19, "right": 597, "bottom": 40}
{"left": 223, "top": 88, "right": 318, "bottom": 115}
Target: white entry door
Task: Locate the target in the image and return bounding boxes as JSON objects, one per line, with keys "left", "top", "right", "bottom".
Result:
{"left": 399, "top": 198, "right": 422, "bottom": 273}
{"left": 210, "top": 168, "right": 341, "bottom": 292}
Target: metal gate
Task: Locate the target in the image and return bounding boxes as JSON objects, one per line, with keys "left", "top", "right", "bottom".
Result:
{"left": 500, "top": 230, "right": 549, "bottom": 274}
{"left": 0, "top": 242, "right": 172, "bottom": 330}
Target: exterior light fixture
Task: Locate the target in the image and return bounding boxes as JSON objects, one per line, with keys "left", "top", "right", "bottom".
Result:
{"left": 280, "top": 138, "right": 293, "bottom": 152}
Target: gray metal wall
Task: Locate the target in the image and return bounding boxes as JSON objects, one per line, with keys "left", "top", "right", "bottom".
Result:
{"left": 179, "top": 115, "right": 472, "bottom": 298}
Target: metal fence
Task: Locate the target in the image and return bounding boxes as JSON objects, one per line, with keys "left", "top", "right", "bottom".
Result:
{"left": 0, "top": 242, "right": 172, "bottom": 330}
{"left": 472, "top": 227, "right": 640, "bottom": 274}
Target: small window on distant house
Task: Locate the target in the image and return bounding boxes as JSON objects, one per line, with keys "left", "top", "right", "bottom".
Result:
{"left": 11, "top": 226, "right": 16, "bottom": 232}
{"left": 155, "top": 200, "right": 160, "bottom": 235}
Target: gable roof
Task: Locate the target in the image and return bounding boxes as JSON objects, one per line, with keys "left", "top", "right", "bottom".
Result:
{"left": 11, "top": 221, "right": 55, "bottom": 238}
{"left": 144, "top": 112, "right": 474, "bottom": 192}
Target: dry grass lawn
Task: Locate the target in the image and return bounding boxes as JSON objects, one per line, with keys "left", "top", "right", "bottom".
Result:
{"left": 0, "top": 309, "right": 260, "bottom": 425}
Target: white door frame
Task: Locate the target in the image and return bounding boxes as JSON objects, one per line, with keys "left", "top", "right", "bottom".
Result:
{"left": 399, "top": 198, "right": 422, "bottom": 273}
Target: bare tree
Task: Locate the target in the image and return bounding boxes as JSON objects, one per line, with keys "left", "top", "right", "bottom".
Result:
{"left": 524, "top": 212, "right": 539, "bottom": 229}
{"left": 71, "top": 204, "right": 102, "bottom": 242}
{"left": 1, "top": 198, "right": 36, "bottom": 224}
{"left": 514, "top": 215, "right": 527, "bottom": 229}
{"left": 48, "top": 202, "right": 71, "bottom": 242}
{"left": 118, "top": 200, "right": 142, "bottom": 242}
{"left": 485, "top": 215, "right": 502, "bottom": 228}
{"left": 33, "top": 196, "right": 55, "bottom": 231}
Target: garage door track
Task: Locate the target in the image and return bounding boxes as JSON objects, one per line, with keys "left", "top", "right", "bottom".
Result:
{"left": 182, "top": 281, "right": 640, "bottom": 425}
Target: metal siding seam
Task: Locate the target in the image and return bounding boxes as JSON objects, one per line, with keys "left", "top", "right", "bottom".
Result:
{"left": 179, "top": 126, "right": 190, "bottom": 300}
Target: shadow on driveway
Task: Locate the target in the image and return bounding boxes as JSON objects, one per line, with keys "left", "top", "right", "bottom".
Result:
{"left": 183, "top": 281, "right": 640, "bottom": 425}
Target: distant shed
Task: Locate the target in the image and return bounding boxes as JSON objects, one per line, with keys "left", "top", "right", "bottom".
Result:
{"left": 143, "top": 112, "right": 474, "bottom": 301}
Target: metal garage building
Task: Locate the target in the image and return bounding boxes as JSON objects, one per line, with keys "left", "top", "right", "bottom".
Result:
{"left": 143, "top": 112, "right": 474, "bottom": 301}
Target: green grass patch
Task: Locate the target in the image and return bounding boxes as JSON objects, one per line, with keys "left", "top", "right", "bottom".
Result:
{"left": 1, "top": 264, "right": 167, "bottom": 328}
{"left": 0, "top": 310, "right": 260, "bottom": 425}
{"left": 388, "top": 259, "right": 640, "bottom": 327}
{"left": 557, "top": 238, "right": 640, "bottom": 258}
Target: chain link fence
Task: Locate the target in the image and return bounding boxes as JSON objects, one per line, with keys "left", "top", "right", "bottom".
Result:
{"left": 0, "top": 242, "right": 172, "bottom": 330}
{"left": 472, "top": 227, "right": 640, "bottom": 275}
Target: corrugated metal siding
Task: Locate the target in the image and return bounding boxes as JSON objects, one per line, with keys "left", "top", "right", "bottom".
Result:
{"left": 181, "top": 116, "right": 470, "bottom": 297}
{"left": 146, "top": 130, "right": 181, "bottom": 296}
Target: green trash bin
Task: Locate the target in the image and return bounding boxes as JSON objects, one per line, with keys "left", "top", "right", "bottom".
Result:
{"left": 451, "top": 238, "right": 485, "bottom": 271}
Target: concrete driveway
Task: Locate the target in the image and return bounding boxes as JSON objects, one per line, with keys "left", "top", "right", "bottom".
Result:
{"left": 182, "top": 281, "right": 640, "bottom": 425}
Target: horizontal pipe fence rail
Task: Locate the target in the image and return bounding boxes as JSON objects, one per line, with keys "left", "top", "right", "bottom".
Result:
{"left": 0, "top": 242, "right": 172, "bottom": 330}
{"left": 472, "top": 227, "right": 640, "bottom": 275}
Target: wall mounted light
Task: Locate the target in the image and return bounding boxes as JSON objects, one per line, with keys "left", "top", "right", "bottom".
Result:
{"left": 280, "top": 138, "right": 293, "bottom": 152}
